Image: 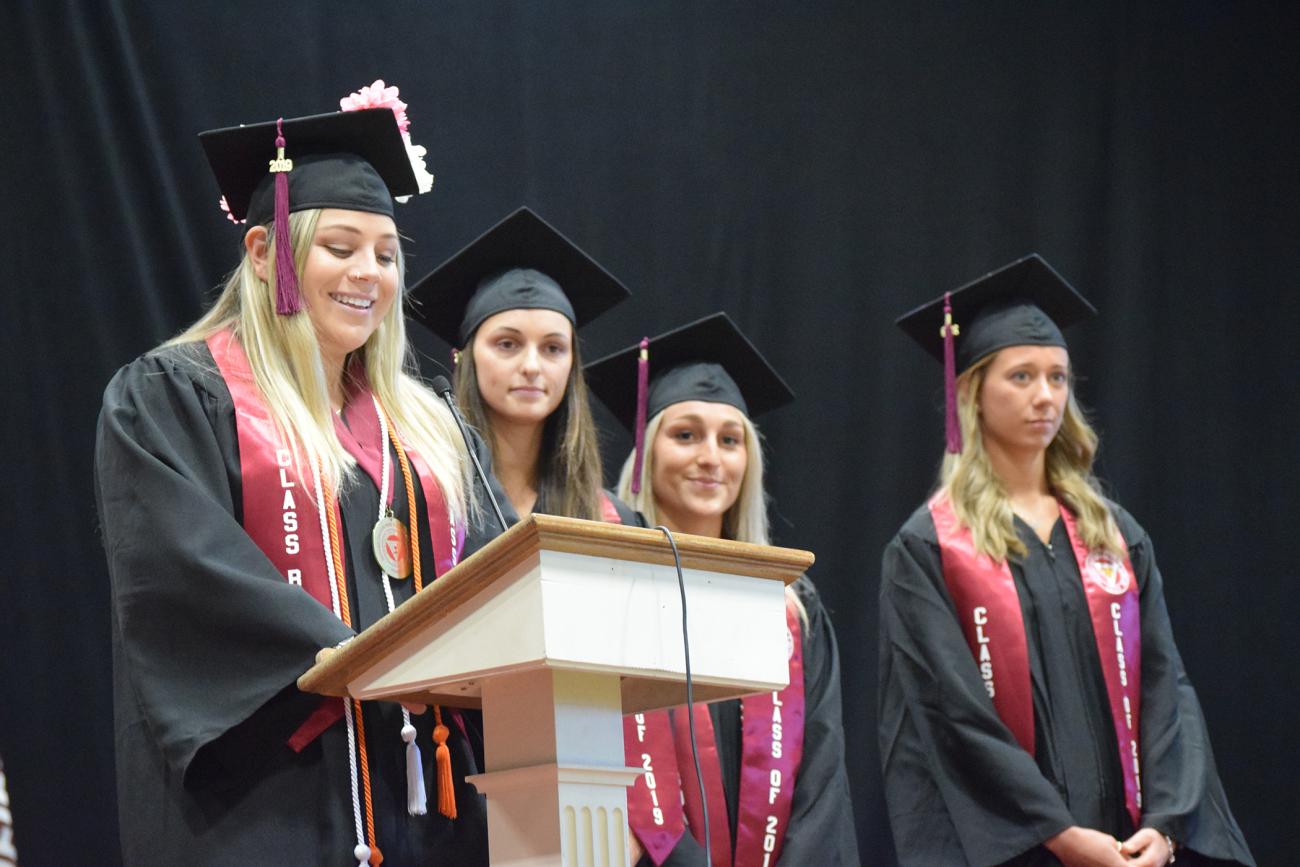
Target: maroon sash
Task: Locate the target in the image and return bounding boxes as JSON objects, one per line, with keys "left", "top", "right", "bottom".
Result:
{"left": 929, "top": 492, "right": 1036, "bottom": 753}
{"left": 929, "top": 491, "right": 1143, "bottom": 828}
{"left": 627, "top": 598, "right": 805, "bottom": 867}
{"left": 207, "top": 329, "right": 462, "bottom": 748}
{"left": 1059, "top": 507, "right": 1142, "bottom": 828}
{"left": 605, "top": 497, "right": 695, "bottom": 863}
{"left": 600, "top": 491, "right": 622, "bottom": 523}
{"left": 624, "top": 710, "right": 688, "bottom": 863}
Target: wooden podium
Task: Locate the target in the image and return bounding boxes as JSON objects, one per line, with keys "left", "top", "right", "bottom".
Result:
{"left": 299, "top": 514, "right": 812, "bottom": 867}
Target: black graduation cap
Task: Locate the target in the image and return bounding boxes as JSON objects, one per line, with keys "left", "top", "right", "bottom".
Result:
{"left": 895, "top": 253, "right": 1097, "bottom": 373}
{"left": 585, "top": 312, "right": 796, "bottom": 430}
{"left": 895, "top": 253, "right": 1096, "bottom": 454}
{"left": 199, "top": 108, "right": 417, "bottom": 225}
{"left": 407, "top": 207, "right": 631, "bottom": 347}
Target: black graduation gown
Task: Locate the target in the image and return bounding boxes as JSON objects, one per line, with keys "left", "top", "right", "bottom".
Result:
{"left": 94, "top": 343, "right": 509, "bottom": 866}
{"left": 640, "top": 575, "right": 861, "bottom": 867}
{"left": 878, "top": 502, "right": 1254, "bottom": 867}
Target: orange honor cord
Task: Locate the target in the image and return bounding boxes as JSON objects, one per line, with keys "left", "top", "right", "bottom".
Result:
{"left": 351, "top": 698, "right": 383, "bottom": 865}
{"left": 323, "top": 485, "right": 382, "bottom": 865}
{"left": 380, "top": 406, "right": 456, "bottom": 820}
{"left": 380, "top": 409, "right": 423, "bottom": 591}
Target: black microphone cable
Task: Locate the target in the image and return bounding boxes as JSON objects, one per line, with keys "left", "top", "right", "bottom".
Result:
{"left": 430, "top": 375, "right": 509, "bottom": 533}
{"left": 654, "top": 524, "right": 710, "bottom": 867}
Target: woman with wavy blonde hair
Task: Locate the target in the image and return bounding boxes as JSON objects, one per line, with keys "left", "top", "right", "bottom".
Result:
{"left": 586, "top": 313, "right": 859, "bottom": 867}
{"left": 95, "top": 92, "right": 499, "bottom": 866}
{"left": 879, "top": 255, "right": 1253, "bottom": 867}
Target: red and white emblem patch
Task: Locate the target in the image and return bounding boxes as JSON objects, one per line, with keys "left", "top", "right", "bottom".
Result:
{"left": 1085, "top": 551, "right": 1131, "bottom": 595}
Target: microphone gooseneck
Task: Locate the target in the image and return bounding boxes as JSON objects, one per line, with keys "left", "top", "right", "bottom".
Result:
{"left": 431, "top": 376, "right": 509, "bottom": 533}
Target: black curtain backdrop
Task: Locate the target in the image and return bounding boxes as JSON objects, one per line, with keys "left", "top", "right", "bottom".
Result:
{"left": 3, "top": 3, "right": 1296, "bottom": 864}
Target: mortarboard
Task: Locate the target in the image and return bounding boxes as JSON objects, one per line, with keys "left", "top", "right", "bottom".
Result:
{"left": 199, "top": 82, "right": 431, "bottom": 316}
{"left": 584, "top": 312, "right": 794, "bottom": 492}
{"left": 895, "top": 253, "right": 1096, "bottom": 453}
{"left": 407, "top": 207, "right": 631, "bottom": 347}
{"left": 200, "top": 108, "right": 418, "bottom": 226}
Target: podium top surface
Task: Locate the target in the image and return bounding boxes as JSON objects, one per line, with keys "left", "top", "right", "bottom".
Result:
{"left": 298, "top": 514, "right": 814, "bottom": 701}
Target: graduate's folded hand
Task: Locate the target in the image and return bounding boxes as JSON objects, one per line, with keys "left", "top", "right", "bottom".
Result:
{"left": 1119, "top": 827, "right": 1173, "bottom": 866}
{"left": 1044, "top": 825, "right": 1127, "bottom": 867}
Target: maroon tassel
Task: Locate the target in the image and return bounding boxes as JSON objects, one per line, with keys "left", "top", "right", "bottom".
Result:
{"left": 630, "top": 337, "right": 650, "bottom": 494}
{"left": 270, "top": 118, "right": 302, "bottom": 316}
{"left": 942, "top": 291, "right": 961, "bottom": 454}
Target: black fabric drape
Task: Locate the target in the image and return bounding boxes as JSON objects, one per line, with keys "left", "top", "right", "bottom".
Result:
{"left": 2, "top": 2, "right": 1296, "bottom": 864}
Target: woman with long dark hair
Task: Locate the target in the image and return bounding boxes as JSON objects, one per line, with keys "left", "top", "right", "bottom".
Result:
{"left": 879, "top": 255, "right": 1253, "bottom": 866}
{"left": 410, "top": 207, "right": 636, "bottom": 523}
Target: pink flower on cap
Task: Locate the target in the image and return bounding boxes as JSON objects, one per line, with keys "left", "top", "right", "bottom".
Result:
{"left": 219, "top": 195, "right": 246, "bottom": 225}
{"left": 340, "top": 79, "right": 410, "bottom": 135}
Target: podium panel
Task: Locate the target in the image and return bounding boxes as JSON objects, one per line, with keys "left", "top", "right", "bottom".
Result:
{"left": 299, "top": 515, "right": 812, "bottom": 866}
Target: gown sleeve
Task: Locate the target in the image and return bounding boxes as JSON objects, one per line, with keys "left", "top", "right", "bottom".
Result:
{"left": 95, "top": 348, "right": 356, "bottom": 790}
{"left": 877, "top": 512, "right": 1075, "bottom": 867}
{"left": 1118, "top": 511, "right": 1255, "bottom": 866}
{"left": 775, "top": 575, "right": 860, "bottom": 865}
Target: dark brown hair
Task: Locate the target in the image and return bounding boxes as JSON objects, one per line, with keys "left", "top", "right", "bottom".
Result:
{"left": 453, "top": 332, "right": 606, "bottom": 520}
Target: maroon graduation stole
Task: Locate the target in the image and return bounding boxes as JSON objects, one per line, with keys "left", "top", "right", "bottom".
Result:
{"left": 624, "top": 709, "right": 689, "bottom": 863}
{"left": 600, "top": 491, "right": 622, "bottom": 523}
{"left": 626, "top": 598, "right": 806, "bottom": 867}
{"left": 207, "top": 329, "right": 462, "bottom": 748}
{"left": 928, "top": 491, "right": 1143, "bottom": 828}
{"left": 607, "top": 500, "right": 694, "bottom": 862}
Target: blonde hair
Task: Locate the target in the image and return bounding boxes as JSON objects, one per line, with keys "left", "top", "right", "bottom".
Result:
{"left": 940, "top": 351, "right": 1123, "bottom": 562}
{"left": 454, "top": 329, "right": 606, "bottom": 520}
{"left": 617, "top": 405, "right": 810, "bottom": 623}
{"left": 616, "top": 407, "right": 770, "bottom": 545}
{"left": 166, "top": 209, "right": 472, "bottom": 523}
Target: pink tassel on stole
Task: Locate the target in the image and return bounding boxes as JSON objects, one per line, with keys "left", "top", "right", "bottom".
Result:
{"left": 271, "top": 118, "right": 302, "bottom": 315}
{"left": 630, "top": 338, "right": 650, "bottom": 494}
{"left": 942, "top": 291, "right": 961, "bottom": 454}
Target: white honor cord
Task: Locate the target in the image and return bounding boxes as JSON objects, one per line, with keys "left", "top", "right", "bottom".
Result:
{"left": 373, "top": 398, "right": 426, "bottom": 816}
{"left": 373, "top": 396, "right": 392, "bottom": 517}
{"left": 312, "top": 462, "right": 369, "bottom": 865}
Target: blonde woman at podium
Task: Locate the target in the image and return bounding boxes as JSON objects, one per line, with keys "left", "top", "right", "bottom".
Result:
{"left": 408, "top": 206, "right": 640, "bottom": 525}
{"left": 94, "top": 87, "right": 503, "bottom": 866}
{"left": 880, "top": 257, "right": 1253, "bottom": 866}
{"left": 586, "top": 314, "right": 860, "bottom": 867}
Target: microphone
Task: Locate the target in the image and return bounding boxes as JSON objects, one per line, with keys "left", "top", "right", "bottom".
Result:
{"left": 431, "top": 376, "right": 509, "bottom": 533}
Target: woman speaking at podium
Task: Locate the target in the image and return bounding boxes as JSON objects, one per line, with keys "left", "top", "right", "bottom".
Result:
{"left": 878, "top": 256, "right": 1253, "bottom": 866}
{"left": 407, "top": 206, "right": 639, "bottom": 525}
{"left": 586, "top": 313, "right": 859, "bottom": 867}
{"left": 94, "top": 84, "right": 500, "bottom": 866}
